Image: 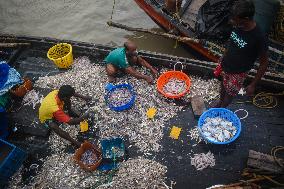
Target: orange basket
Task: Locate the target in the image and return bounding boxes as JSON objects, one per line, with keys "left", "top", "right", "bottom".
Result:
{"left": 74, "top": 141, "right": 102, "bottom": 171}
{"left": 157, "top": 62, "right": 191, "bottom": 99}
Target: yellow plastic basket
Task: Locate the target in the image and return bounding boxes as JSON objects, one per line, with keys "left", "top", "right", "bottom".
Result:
{"left": 47, "top": 43, "right": 73, "bottom": 68}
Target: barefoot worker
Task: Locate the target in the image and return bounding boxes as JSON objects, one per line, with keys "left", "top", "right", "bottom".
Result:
{"left": 104, "top": 41, "right": 158, "bottom": 84}
{"left": 39, "top": 85, "right": 91, "bottom": 147}
{"left": 214, "top": 0, "right": 268, "bottom": 108}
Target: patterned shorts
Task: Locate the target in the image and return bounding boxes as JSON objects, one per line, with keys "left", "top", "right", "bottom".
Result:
{"left": 223, "top": 72, "right": 247, "bottom": 96}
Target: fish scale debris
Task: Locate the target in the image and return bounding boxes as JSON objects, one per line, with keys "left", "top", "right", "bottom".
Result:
{"left": 97, "top": 158, "right": 168, "bottom": 189}
{"left": 22, "top": 89, "right": 43, "bottom": 109}
{"left": 189, "top": 126, "right": 206, "bottom": 144}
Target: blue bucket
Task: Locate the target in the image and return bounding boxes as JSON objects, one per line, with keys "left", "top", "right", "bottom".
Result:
{"left": 198, "top": 108, "right": 242, "bottom": 144}
{"left": 105, "top": 83, "right": 136, "bottom": 112}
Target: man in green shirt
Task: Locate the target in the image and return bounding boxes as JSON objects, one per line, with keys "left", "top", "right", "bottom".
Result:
{"left": 104, "top": 41, "right": 158, "bottom": 84}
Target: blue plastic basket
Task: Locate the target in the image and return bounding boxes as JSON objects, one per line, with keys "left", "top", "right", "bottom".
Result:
{"left": 0, "top": 139, "right": 27, "bottom": 185}
{"left": 198, "top": 108, "right": 242, "bottom": 144}
{"left": 105, "top": 83, "right": 136, "bottom": 112}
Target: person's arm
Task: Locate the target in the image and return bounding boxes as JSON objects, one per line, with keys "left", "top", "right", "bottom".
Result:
{"left": 54, "top": 110, "right": 88, "bottom": 125}
{"left": 63, "top": 98, "right": 80, "bottom": 117}
{"left": 124, "top": 66, "right": 153, "bottom": 84}
{"left": 73, "top": 93, "right": 92, "bottom": 101}
{"left": 137, "top": 56, "right": 158, "bottom": 76}
{"left": 67, "top": 117, "right": 85, "bottom": 125}
{"left": 246, "top": 51, "right": 268, "bottom": 95}
{"left": 48, "top": 122, "right": 81, "bottom": 147}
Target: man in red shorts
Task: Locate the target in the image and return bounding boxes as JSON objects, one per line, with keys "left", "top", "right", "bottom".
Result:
{"left": 214, "top": 0, "right": 268, "bottom": 108}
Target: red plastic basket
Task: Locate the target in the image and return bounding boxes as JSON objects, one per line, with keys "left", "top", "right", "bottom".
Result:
{"left": 157, "top": 63, "right": 191, "bottom": 99}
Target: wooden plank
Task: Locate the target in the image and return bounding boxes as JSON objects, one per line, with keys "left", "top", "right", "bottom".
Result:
{"left": 249, "top": 150, "right": 284, "bottom": 164}
{"left": 0, "top": 42, "right": 30, "bottom": 48}
{"left": 247, "top": 150, "right": 284, "bottom": 174}
{"left": 247, "top": 158, "right": 283, "bottom": 174}
{"left": 191, "top": 96, "right": 206, "bottom": 117}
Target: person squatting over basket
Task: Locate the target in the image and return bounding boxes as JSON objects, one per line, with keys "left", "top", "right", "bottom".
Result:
{"left": 104, "top": 40, "right": 158, "bottom": 84}
{"left": 214, "top": 0, "right": 268, "bottom": 108}
{"left": 39, "top": 85, "right": 92, "bottom": 147}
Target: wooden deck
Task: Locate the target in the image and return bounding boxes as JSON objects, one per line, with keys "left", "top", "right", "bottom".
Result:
{"left": 2, "top": 36, "right": 284, "bottom": 188}
{"left": 156, "top": 97, "right": 284, "bottom": 188}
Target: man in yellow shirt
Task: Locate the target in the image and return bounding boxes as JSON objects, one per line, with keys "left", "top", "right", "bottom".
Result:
{"left": 39, "top": 85, "right": 91, "bottom": 147}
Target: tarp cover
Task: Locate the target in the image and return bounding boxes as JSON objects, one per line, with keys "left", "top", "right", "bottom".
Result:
{"left": 195, "top": 0, "right": 236, "bottom": 41}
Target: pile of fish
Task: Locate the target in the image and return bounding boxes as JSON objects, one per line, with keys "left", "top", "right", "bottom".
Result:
{"left": 81, "top": 150, "right": 98, "bottom": 165}
{"left": 189, "top": 126, "right": 206, "bottom": 144}
{"left": 191, "top": 151, "right": 216, "bottom": 171}
{"left": 10, "top": 150, "right": 169, "bottom": 188}
{"left": 22, "top": 89, "right": 43, "bottom": 109}
{"left": 186, "top": 76, "right": 220, "bottom": 102}
{"left": 201, "top": 117, "right": 237, "bottom": 143}
{"left": 105, "top": 146, "right": 124, "bottom": 159}
{"left": 163, "top": 78, "right": 187, "bottom": 95}
{"left": 9, "top": 151, "right": 102, "bottom": 188}
{"left": 33, "top": 58, "right": 220, "bottom": 152}
{"left": 108, "top": 88, "right": 132, "bottom": 107}
{"left": 98, "top": 158, "right": 168, "bottom": 189}
{"left": 35, "top": 57, "right": 184, "bottom": 152}
{"left": 9, "top": 57, "right": 221, "bottom": 188}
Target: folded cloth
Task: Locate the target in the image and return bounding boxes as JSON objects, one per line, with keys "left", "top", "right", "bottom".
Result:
{"left": 0, "top": 62, "right": 10, "bottom": 88}
{"left": 0, "top": 62, "right": 23, "bottom": 96}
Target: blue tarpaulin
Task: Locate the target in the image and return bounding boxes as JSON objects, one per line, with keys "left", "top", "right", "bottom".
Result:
{"left": 0, "top": 62, "right": 23, "bottom": 96}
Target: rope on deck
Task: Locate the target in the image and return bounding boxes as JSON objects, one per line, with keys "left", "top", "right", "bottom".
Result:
{"left": 252, "top": 91, "right": 284, "bottom": 109}
{"left": 236, "top": 91, "right": 284, "bottom": 109}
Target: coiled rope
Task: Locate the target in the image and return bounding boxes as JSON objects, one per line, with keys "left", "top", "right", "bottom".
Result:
{"left": 237, "top": 91, "right": 284, "bottom": 109}
{"left": 252, "top": 91, "right": 284, "bottom": 109}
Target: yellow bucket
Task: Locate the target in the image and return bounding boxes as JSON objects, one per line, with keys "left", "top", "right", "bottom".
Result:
{"left": 47, "top": 43, "right": 73, "bottom": 68}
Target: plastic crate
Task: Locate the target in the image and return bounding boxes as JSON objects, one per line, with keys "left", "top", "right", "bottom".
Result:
{"left": 100, "top": 137, "right": 125, "bottom": 160}
{"left": 0, "top": 139, "right": 27, "bottom": 185}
